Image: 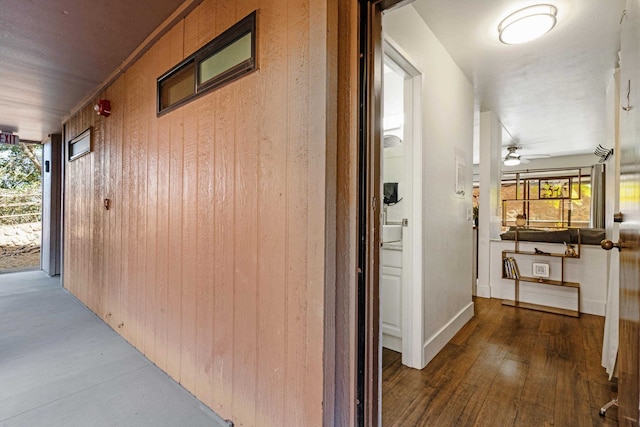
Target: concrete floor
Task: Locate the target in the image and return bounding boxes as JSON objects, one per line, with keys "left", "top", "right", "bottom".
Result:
{"left": 0, "top": 270, "right": 228, "bottom": 427}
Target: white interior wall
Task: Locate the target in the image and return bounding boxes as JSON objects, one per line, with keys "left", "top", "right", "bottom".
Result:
{"left": 477, "top": 112, "right": 503, "bottom": 298}
{"left": 384, "top": 5, "right": 475, "bottom": 367}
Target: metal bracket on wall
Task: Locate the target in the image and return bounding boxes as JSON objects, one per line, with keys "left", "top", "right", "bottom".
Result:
{"left": 622, "top": 80, "right": 632, "bottom": 111}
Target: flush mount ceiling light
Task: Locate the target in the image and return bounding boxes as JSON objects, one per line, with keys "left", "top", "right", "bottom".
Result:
{"left": 498, "top": 4, "right": 558, "bottom": 45}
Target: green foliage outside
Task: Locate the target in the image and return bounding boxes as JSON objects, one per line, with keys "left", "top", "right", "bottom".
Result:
{"left": 0, "top": 144, "right": 42, "bottom": 225}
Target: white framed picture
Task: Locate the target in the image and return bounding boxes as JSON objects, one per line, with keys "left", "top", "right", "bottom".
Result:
{"left": 532, "top": 263, "right": 550, "bottom": 278}
{"left": 455, "top": 154, "right": 466, "bottom": 197}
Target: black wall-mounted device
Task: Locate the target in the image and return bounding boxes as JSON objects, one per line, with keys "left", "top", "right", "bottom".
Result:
{"left": 383, "top": 182, "right": 398, "bottom": 205}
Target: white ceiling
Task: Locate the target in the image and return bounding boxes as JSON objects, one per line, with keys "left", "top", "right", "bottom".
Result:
{"left": 0, "top": 0, "right": 187, "bottom": 142}
{"left": 410, "top": 0, "right": 625, "bottom": 163}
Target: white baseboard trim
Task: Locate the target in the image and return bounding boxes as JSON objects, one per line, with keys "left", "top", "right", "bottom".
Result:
{"left": 476, "top": 283, "right": 491, "bottom": 298}
{"left": 581, "top": 299, "right": 605, "bottom": 316}
{"left": 382, "top": 333, "right": 402, "bottom": 353}
{"left": 422, "top": 301, "right": 474, "bottom": 367}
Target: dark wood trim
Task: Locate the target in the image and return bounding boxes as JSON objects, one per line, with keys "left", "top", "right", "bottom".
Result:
{"left": 331, "top": 1, "right": 359, "bottom": 425}
{"left": 365, "top": 4, "right": 383, "bottom": 425}
{"left": 357, "top": 0, "right": 388, "bottom": 425}
{"left": 374, "top": 0, "right": 412, "bottom": 10}
{"left": 357, "top": 0, "right": 409, "bottom": 425}
{"left": 356, "top": 2, "right": 368, "bottom": 424}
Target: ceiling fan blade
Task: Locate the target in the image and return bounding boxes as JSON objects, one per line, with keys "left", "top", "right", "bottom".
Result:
{"left": 521, "top": 153, "right": 551, "bottom": 159}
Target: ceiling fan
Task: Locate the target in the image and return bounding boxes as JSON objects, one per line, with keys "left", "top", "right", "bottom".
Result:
{"left": 503, "top": 146, "right": 550, "bottom": 166}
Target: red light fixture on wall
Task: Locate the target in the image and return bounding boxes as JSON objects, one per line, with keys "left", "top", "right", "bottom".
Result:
{"left": 94, "top": 99, "right": 111, "bottom": 117}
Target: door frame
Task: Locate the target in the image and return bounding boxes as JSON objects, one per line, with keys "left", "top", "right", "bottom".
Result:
{"left": 41, "top": 134, "right": 62, "bottom": 276}
{"left": 382, "top": 38, "right": 424, "bottom": 369}
{"left": 357, "top": 0, "right": 413, "bottom": 425}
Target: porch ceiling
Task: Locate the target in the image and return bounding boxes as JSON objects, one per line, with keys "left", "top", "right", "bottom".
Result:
{"left": 0, "top": 0, "right": 187, "bottom": 142}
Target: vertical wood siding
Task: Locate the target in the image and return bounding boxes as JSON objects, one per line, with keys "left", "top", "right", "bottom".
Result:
{"left": 63, "top": 1, "right": 330, "bottom": 425}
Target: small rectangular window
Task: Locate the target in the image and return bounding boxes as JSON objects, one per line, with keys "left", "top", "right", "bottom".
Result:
{"left": 157, "top": 11, "right": 257, "bottom": 115}
{"left": 68, "top": 128, "right": 92, "bottom": 161}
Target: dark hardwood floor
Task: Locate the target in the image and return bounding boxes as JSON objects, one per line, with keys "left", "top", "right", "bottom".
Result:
{"left": 382, "top": 297, "right": 618, "bottom": 426}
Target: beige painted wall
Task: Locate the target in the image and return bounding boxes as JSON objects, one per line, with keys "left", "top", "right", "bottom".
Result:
{"left": 63, "top": 1, "right": 341, "bottom": 425}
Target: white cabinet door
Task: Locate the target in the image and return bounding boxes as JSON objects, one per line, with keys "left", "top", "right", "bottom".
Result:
{"left": 381, "top": 265, "right": 402, "bottom": 352}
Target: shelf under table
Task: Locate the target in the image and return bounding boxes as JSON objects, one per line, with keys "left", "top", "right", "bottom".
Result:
{"left": 516, "top": 276, "right": 580, "bottom": 288}
{"left": 502, "top": 249, "right": 579, "bottom": 259}
{"left": 502, "top": 299, "right": 580, "bottom": 318}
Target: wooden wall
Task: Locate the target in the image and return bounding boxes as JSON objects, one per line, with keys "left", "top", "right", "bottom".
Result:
{"left": 63, "top": 1, "right": 340, "bottom": 425}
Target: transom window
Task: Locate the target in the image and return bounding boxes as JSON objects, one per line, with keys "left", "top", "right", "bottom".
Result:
{"left": 157, "top": 11, "right": 257, "bottom": 115}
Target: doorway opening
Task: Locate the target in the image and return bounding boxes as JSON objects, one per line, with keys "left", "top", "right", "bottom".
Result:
{"left": 0, "top": 142, "right": 43, "bottom": 273}
{"left": 358, "top": 0, "right": 476, "bottom": 425}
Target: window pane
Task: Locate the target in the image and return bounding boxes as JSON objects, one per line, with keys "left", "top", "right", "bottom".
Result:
{"left": 540, "top": 178, "right": 570, "bottom": 199}
{"left": 569, "top": 180, "right": 591, "bottom": 227}
{"left": 528, "top": 181, "right": 539, "bottom": 199}
{"left": 199, "top": 33, "right": 252, "bottom": 85}
{"left": 570, "top": 178, "right": 581, "bottom": 199}
{"left": 160, "top": 62, "right": 195, "bottom": 110}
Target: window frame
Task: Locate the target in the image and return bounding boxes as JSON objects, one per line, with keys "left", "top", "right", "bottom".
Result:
{"left": 500, "top": 167, "right": 593, "bottom": 229}
{"left": 157, "top": 10, "right": 257, "bottom": 116}
{"left": 68, "top": 127, "right": 92, "bottom": 161}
